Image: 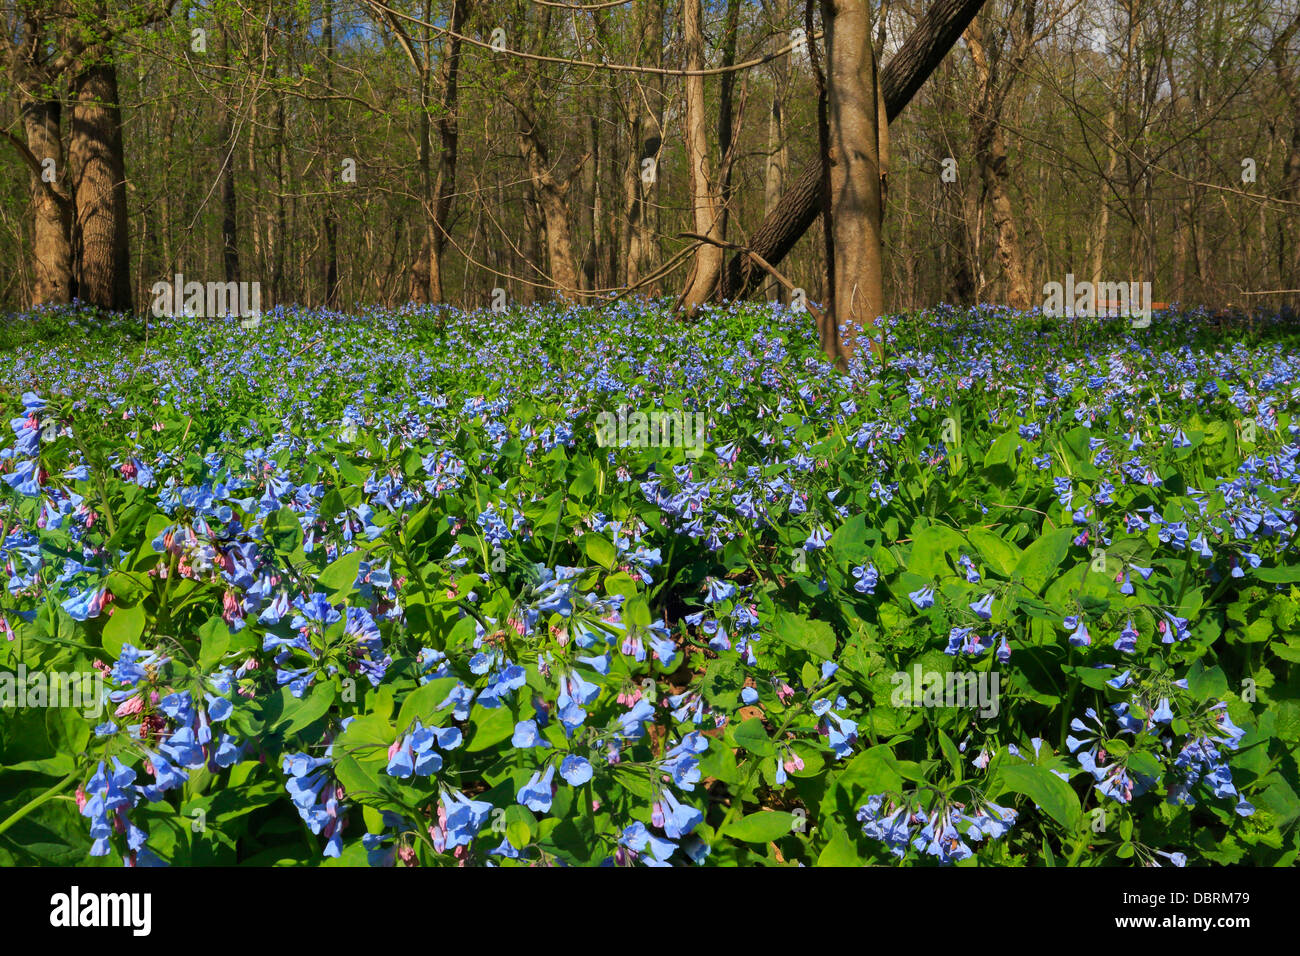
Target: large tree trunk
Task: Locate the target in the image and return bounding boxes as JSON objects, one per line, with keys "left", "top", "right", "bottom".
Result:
{"left": 716, "top": 0, "right": 742, "bottom": 243}
{"left": 679, "top": 0, "right": 725, "bottom": 311}
{"left": 410, "top": 4, "right": 433, "bottom": 305}
{"left": 515, "top": 106, "right": 582, "bottom": 300}
{"left": 430, "top": 0, "right": 467, "bottom": 303}
{"left": 717, "top": 0, "right": 988, "bottom": 301}
{"left": 822, "top": 0, "right": 885, "bottom": 364}
{"left": 21, "top": 99, "right": 74, "bottom": 304}
{"left": 764, "top": 0, "right": 791, "bottom": 303}
{"left": 623, "top": 0, "right": 663, "bottom": 289}
{"left": 1089, "top": 103, "right": 1117, "bottom": 293}
{"left": 965, "top": 15, "right": 1030, "bottom": 310}
{"left": 70, "top": 57, "right": 132, "bottom": 311}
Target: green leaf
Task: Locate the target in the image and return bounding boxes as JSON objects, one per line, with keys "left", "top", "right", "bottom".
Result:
{"left": 275, "top": 682, "right": 336, "bottom": 735}
{"left": 983, "top": 431, "right": 1021, "bottom": 468}
{"left": 907, "top": 524, "right": 967, "bottom": 579}
{"left": 505, "top": 805, "right": 535, "bottom": 848}
{"left": 734, "top": 717, "right": 775, "bottom": 756}
{"left": 318, "top": 548, "right": 364, "bottom": 600}
{"left": 197, "top": 616, "right": 230, "bottom": 671}
{"left": 938, "top": 730, "right": 963, "bottom": 780}
{"left": 770, "top": 610, "right": 836, "bottom": 660}
{"left": 1013, "top": 527, "right": 1075, "bottom": 594}
{"left": 1255, "top": 565, "right": 1300, "bottom": 584}
{"left": 724, "top": 810, "right": 796, "bottom": 843}
{"left": 966, "top": 528, "right": 1020, "bottom": 578}
{"left": 815, "top": 829, "right": 863, "bottom": 866}
{"left": 105, "top": 569, "right": 148, "bottom": 604}
{"left": 395, "top": 677, "right": 459, "bottom": 733}
{"left": 834, "top": 746, "right": 903, "bottom": 800}
{"left": 101, "top": 603, "right": 145, "bottom": 657}
{"left": 994, "top": 761, "right": 1081, "bottom": 830}
{"left": 1186, "top": 660, "right": 1229, "bottom": 703}
{"left": 1125, "top": 751, "right": 1163, "bottom": 781}
{"left": 581, "top": 533, "right": 616, "bottom": 570}
{"left": 268, "top": 505, "right": 304, "bottom": 553}
{"left": 465, "top": 705, "right": 515, "bottom": 753}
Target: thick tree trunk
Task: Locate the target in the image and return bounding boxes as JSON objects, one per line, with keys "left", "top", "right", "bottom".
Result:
{"left": 521, "top": 186, "right": 544, "bottom": 304}
{"left": 823, "top": 0, "right": 885, "bottom": 363}
{"left": 623, "top": 0, "right": 663, "bottom": 289}
{"left": 1285, "top": 125, "right": 1300, "bottom": 297}
{"left": 764, "top": 0, "right": 791, "bottom": 303}
{"left": 70, "top": 58, "right": 132, "bottom": 311}
{"left": 21, "top": 99, "right": 74, "bottom": 304}
{"left": 222, "top": 145, "right": 240, "bottom": 283}
{"left": 716, "top": 0, "right": 742, "bottom": 243}
{"left": 1089, "top": 104, "right": 1117, "bottom": 292}
{"left": 430, "top": 0, "right": 467, "bottom": 303}
{"left": 628, "top": 0, "right": 667, "bottom": 291}
{"left": 965, "top": 16, "right": 1029, "bottom": 310}
{"left": 717, "top": 0, "right": 988, "bottom": 301}
{"left": 581, "top": 103, "right": 601, "bottom": 291}
{"left": 410, "top": 43, "right": 432, "bottom": 304}
{"left": 515, "top": 109, "right": 582, "bottom": 300}
{"left": 679, "top": 0, "right": 725, "bottom": 311}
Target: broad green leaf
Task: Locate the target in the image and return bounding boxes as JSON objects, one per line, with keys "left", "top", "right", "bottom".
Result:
{"left": 724, "top": 810, "right": 796, "bottom": 844}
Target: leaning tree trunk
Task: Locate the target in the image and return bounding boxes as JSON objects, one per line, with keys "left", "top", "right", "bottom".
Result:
{"left": 678, "top": 0, "right": 725, "bottom": 312}
{"left": 21, "top": 99, "right": 74, "bottom": 304}
{"left": 70, "top": 58, "right": 132, "bottom": 312}
{"left": 822, "top": 0, "right": 885, "bottom": 364}
{"left": 717, "top": 0, "right": 988, "bottom": 301}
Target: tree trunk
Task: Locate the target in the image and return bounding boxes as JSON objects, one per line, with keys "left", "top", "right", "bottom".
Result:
{"left": 515, "top": 107, "right": 582, "bottom": 300}
{"left": 764, "top": 0, "right": 791, "bottom": 303}
{"left": 219, "top": 27, "right": 240, "bottom": 284}
{"left": 70, "top": 58, "right": 132, "bottom": 311}
{"left": 965, "top": 15, "right": 1030, "bottom": 310}
{"left": 21, "top": 99, "right": 74, "bottom": 304}
{"left": 679, "top": 0, "right": 725, "bottom": 311}
{"left": 716, "top": 0, "right": 742, "bottom": 243}
{"left": 430, "top": 0, "right": 467, "bottom": 303}
{"left": 322, "top": 2, "right": 339, "bottom": 308}
{"left": 717, "top": 0, "right": 988, "bottom": 301}
{"left": 623, "top": 0, "right": 662, "bottom": 289}
{"left": 822, "top": 0, "right": 885, "bottom": 363}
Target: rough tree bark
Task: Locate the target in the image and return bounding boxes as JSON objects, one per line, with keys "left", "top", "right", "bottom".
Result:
{"left": 623, "top": 0, "right": 664, "bottom": 289}
{"left": 716, "top": 0, "right": 989, "bottom": 301}
{"left": 965, "top": 14, "right": 1030, "bottom": 310}
{"left": 20, "top": 99, "right": 74, "bottom": 304}
{"left": 716, "top": 0, "right": 742, "bottom": 242}
{"left": 821, "top": 0, "right": 885, "bottom": 364}
{"left": 514, "top": 102, "right": 584, "bottom": 300}
{"left": 679, "top": 0, "right": 726, "bottom": 311}
{"left": 70, "top": 56, "right": 133, "bottom": 311}
{"left": 430, "top": 0, "right": 467, "bottom": 302}
{"left": 764, "top": 0, "right": 791, "bottom": 303}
